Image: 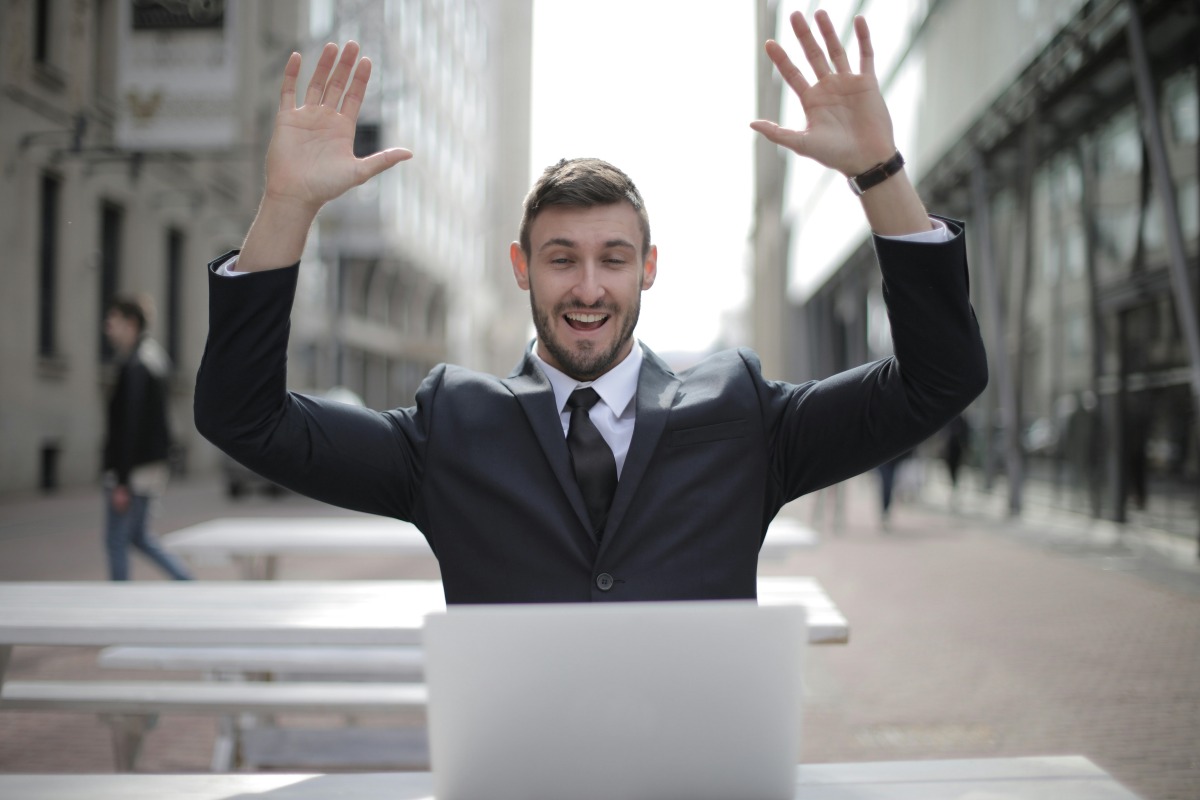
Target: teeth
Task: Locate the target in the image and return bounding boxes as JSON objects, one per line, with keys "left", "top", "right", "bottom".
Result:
{"left": 566, "top": 313, "right": 606, "bottom": 323}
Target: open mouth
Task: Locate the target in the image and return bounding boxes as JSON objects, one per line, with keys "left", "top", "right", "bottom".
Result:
{"left": 564, "top": 311, "right": 609, "bottom": 332}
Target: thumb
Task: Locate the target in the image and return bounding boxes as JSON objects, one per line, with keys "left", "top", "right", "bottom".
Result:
{"left": 750, "top": 121, "right": 807, "bottom": 155}
{"left": 355, "top": 147, "right": 413, "bottom": 184}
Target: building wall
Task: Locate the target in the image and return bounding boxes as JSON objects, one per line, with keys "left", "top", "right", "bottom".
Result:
{"left": 0, "top": 0, "right": 306, "bottom": 494}
{"left": 292, "top": 0, "right": 532, "bottom": 412}
{"left": 0, "top": 0, "right": 532, "bottom": 496}
{"left": 775, "top": 0, "right": 1199, "bottom": 535}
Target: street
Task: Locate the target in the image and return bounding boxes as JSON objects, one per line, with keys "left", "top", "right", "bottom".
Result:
{"left": 0, "top": 467, "right": 1197, "bottom": 799}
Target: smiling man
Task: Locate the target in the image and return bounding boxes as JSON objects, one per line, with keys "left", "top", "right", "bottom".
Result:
{"left": 513, "top": 161, "right": 656, "bottom": 382}
{"left": 195, "top": 11, "right": 987, "bottom": 603}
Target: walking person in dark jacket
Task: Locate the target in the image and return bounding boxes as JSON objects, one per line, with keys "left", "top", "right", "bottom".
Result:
{"left": 102, "top": 295, "right": 192, "bottom": 581}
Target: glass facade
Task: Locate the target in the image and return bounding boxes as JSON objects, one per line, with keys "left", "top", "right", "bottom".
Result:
{"left": 793, "top": 0, "right": 1198, "bottom": 539}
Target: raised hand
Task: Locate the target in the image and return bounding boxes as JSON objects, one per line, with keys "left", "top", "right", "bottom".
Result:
{"left": 239, "top": 42, "right": 411, "bottom": 271}
{"left": 750, "top": 11, "right": 896, "bottom": 178}
{"left": 266, "top": 41, "right": 412, "bottom": 212}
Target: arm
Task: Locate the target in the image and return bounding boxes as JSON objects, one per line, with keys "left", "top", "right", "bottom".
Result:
{"left": 238, "top": 42, "right": 412, "bottom": 271}
{"left": 750, "top": 11, "right": 929, "bottom": 236}
{"left": 195, "top": 44, "right": 424, "bottom": 522}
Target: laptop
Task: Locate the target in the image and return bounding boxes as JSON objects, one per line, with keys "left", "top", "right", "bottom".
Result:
{"left": 422, "top": 600, "right": 807, "bottom": 800}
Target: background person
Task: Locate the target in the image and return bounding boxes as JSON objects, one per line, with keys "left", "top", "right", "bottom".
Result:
{"left": 102, "top": 295, "right": 192, "bottom": 581}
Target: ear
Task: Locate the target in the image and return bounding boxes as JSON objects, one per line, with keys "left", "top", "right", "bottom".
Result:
{"left": 641, "top": 245, "right": 658, "bottom": 291}
{"left": 510, "top": 241, "right": 530, "bottom": 291}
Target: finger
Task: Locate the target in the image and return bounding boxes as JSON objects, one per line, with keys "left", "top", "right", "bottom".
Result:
{"left": 337, "top": 56, "right": 372, "bottom": 120}
{"left": 303, "top": 43, "right": 339, "bottom": 107}
{"left": 815, "top": 9, "right": 851, "bottom": 74}
{"left": 854, "top": 16, "right": 876, "bottom": 78}
{"left": 764, "top": 40, "right": 810, "bottom": 97}
{"left": 321, "top": 41, "right": 360, "bottom": 107}
{"left": 790, "top": 11, "right": 831, "bottom": 79}
{"left": 749, "top": 120, "right": 806, "bottom": 154}
{"left": 279, "top": 52, "right": 302, "bottom": 112}
{"left": 355, "top": 148, "right": 414, "bottom": 185}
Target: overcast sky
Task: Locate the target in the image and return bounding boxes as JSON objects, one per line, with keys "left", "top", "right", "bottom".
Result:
{"left": 528, "top": 1, "right": 757, "bottom": 354}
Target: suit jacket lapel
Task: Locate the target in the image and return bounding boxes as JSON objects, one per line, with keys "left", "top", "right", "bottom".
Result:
{"left": 600, "top": 346, "right": 680, "bottom": 550}
{"left": 501, "top": 349, "right": 595, "bottom": 536}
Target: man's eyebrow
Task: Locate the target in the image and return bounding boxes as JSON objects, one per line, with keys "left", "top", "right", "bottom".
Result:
{"left": 538, "top": 237, "right": 576, "bottom": 252}
{"left": 604, "top": 239, "right": 637, "bottom": 250}
{"left": 537, "top": 237, "right": 637, "bottom": 252}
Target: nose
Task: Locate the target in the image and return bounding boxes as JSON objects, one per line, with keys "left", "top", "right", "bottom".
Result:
{"left": 571, "top": 262, "right": 605, "bottom": 305}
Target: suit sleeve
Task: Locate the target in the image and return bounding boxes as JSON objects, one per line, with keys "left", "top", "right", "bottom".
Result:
{"left": 762, "top": 218, "right": 988, "bottom": 502}
{"left": 193, "top": 254, "right": 434, "bottom": 524}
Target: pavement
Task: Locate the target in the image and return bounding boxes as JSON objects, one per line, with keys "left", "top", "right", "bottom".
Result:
{"left": 0, "top": 465, "right": 1198, "bottom": 800}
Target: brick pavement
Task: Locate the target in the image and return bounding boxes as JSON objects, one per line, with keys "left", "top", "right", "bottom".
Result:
{"left": 1, "top": 470, "right": 1198, "bottom": 799}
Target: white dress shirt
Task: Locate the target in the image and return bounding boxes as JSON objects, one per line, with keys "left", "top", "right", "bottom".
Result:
{"left": 531, "top": 343, "right": 642, "bottom": 478}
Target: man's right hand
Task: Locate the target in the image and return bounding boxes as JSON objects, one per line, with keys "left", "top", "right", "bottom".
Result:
{"left": 238, "top": 42, "right": 413, "bottom": 272}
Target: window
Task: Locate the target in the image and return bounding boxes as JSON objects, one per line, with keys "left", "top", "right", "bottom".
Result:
{"left": 92, "top": 0, "right": 118, "bottom": 102}
{"left": 1164, "top": 66, "right": 1198, "bottom": 146}
{"left": 99, "top": 201, "right": 124, "bottom": 361}
{"left": 38, "top": 172, "right": 61, "bottom": 357}
{"left": 166, "top": 228, "right": 185, "bottom": 366}
{"left": 32, "top": 0, "right": 66, "bottom": 78}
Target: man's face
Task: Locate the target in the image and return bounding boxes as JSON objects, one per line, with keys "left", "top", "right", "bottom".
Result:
{"left": 103, "top": 311, "right": 139, "bottom": 355}
{"left": 511, "top": 203, "right": 657, "bottom": 381}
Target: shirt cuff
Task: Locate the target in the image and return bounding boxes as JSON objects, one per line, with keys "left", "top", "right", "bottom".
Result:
{"left": 877, "top": 218, "right": 950, "bottom": 244}
{"left": 214, "top": 253, "right": 245, "bottom": 276}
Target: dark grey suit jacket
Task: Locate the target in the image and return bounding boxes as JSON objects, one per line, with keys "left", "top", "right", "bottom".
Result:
{"left": 195, "top": 220, "right": 987, "bottom": 604}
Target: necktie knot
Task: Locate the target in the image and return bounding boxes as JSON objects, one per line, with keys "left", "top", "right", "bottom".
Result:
{"left": 567, "top": 387, "right": 601, "bottom": 412}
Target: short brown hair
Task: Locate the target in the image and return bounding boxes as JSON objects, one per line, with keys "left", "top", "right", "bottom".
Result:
{"left": 518, "top": 158, "right": 651, "bottom": 258}
{"left": 106, "top": 294, "right": 152, "bottom": 333}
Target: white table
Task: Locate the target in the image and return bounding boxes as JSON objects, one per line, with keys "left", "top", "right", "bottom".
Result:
{"left": 161, "top": 516, "right": 433, "bottom": 579}
{"left": 0, "top": 580, "right": 444, "bottom": 687}
{"left": 161, "top": 515, "right": 817, "bottom": 579}
{"left": 0, "top": 756, "right": 1143, "bottom": 798}
{"left": 0, "top": 576, "right": 848, "bottom": 683}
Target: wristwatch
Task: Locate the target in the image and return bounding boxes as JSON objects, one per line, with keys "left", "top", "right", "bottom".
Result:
{"left": 847, "top": 150, "right": 905, "bottom": 196}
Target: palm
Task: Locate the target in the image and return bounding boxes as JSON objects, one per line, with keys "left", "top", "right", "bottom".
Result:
{"left": 265, "top": 42, "right": 410, "bottom": 211}
{"left": 792, "top": 73, "right": 893, "bottom": 172}
{"left": 751, "top": 12, "right": 896, "bottom": 176}
{"left": 267, "top": 106, "right": 364, "bottom": 207}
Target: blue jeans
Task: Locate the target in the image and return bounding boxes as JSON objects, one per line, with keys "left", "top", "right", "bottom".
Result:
{"left": 104, "top": 490, "right": 192, "bottom": 581}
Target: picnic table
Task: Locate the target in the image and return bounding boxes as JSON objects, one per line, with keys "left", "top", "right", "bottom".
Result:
{"left": 0, "top": 576, "right": 847, "bottom": 684}
{"left": 160, "top": 516, "right": 433, "bottom": 579}
{"left": 0, "top": 578, "right": 846, "bottom": 770}
{"left": 160, "top": 515, "right": 817, "bottom": 579}
{"left": 0, "top": 755, "right": 1144, "bottom": 798}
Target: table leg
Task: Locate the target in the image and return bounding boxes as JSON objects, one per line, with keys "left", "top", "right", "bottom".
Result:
{"left": 0, "top": 644, "right": 12, "bottom": 690}
{"left": 100, "top": 713, "right": 157, "bottom": 771}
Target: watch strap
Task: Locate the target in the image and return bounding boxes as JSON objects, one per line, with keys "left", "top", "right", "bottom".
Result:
{"left": 848, "top": 150, "right": 905, "bottom": 196}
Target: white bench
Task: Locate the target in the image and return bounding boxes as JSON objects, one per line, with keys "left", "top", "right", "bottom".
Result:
{"left": 97, "top": 644, "right": 425, "bottom": 680}
{"left": 0, "top": 680, "right": 427, "bottom": 772}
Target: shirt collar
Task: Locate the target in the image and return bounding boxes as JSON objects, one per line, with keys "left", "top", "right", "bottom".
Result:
{"left": 532, "top": 341, "right": 643, "bottom": 417}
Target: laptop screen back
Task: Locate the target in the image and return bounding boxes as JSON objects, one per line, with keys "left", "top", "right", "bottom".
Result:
{"left": 423, "top": 600, "right": 807, "bottom": 800}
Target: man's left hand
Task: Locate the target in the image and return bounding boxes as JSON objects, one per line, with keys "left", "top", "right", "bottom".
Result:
{"left": 750, "top": 10, "right": 896, "bottom": 177}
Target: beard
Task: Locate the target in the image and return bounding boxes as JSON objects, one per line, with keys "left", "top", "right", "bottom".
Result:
{"left": 529, "top": 285, "right": 641, "bottom": 381}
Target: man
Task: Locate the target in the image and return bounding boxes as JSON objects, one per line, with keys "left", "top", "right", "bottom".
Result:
{"left": 195, "top": 11, "right": 986, "bottom": 603}
{"left": 103, "top": 295, "right": 192, "bottom": 581}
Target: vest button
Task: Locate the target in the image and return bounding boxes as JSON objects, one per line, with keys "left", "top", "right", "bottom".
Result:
{"left": 595, "top": 572, "right": 614, "bottom": 591}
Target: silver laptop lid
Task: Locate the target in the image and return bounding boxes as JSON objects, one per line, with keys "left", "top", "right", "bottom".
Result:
{"left": 424, "top": 600, "right": 807, "bottom": 800}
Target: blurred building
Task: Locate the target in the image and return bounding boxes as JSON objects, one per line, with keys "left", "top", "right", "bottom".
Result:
{"left": 290, "top": 0, "right": 532, "bottom": 409}
{"left": 0, "top": 0, "right": 532, "bottom": 495}
{"left": 756, "top": 0, "right": 1198, "bottom": 539}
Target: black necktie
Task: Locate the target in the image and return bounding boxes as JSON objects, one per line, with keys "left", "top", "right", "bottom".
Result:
{"left": 565, "top": 388, "right": 618, "bottom": 537}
